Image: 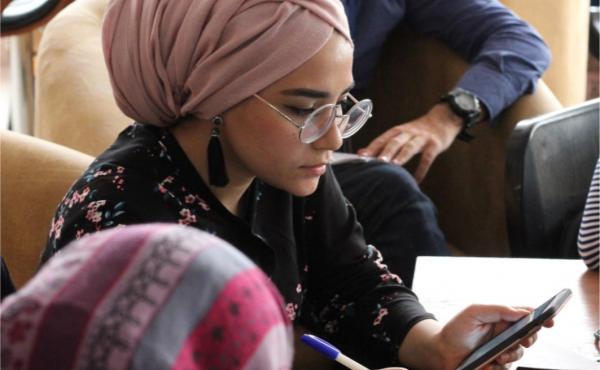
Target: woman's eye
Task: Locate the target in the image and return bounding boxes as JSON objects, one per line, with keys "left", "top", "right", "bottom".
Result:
{"left": 339, "top": 99, "right": 353, "bottom": 113}
{"left": 286, "top": 106, "right": 315, "bottom": 117}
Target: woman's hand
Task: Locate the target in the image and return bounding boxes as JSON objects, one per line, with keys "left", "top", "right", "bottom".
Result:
{"left": 399, "top": 304, "right": 554, "bottom": 370}
{"left": 435, "top": 304, "right": 554, "bottom": 369}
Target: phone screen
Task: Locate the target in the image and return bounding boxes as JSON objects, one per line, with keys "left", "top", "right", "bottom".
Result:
{"left": 456, "top": 288, "right": 572, "bottom": 370}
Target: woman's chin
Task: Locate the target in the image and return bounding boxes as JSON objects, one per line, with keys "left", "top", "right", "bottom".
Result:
{"left": 259, "top": 174, "right": 321, "bottom": 197}
{"left": 284, "top": 179, "right": 320, "bottom": 197}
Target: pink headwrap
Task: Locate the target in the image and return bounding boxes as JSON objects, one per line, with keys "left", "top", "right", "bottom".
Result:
{"left": 1, "top": 224, "right": 293, "bottom": 370}
{"left": 102, "top": 0, "right": 352, "bottom": 126}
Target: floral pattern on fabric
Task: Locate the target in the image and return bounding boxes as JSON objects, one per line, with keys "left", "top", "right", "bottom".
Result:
{"left": 41, "top": 123, "right": 433, "bottom": 368}
{"left": 42, "top": 126, "right": 214, "bottom": 261}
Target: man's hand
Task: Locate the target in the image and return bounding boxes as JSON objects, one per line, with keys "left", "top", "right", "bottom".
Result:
{"left": 357, "top": 103, "right": 464, "bottom": 183}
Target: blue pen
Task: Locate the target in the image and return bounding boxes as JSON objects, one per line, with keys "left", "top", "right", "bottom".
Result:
{"left": 301, "top": 334, "right": 370, "bottom": 370}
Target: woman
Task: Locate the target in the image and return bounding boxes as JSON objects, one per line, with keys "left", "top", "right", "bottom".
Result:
{"left": 40, "top": 0, "right": 546, "bottom": 368}
{"left": 2, "top": 224, "right": 293, "bottom": 370}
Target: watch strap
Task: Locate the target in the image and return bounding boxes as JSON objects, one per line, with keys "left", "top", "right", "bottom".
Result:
{"left": 456, "top": 129, "right": 474, "bottom": 142}
{"left": 440, "top": 89, "right": 481, "bottom": 142}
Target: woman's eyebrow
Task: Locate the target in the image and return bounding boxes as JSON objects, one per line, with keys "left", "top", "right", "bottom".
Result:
{"left": 280, "top": 82, "right": 356, "bottom": 99}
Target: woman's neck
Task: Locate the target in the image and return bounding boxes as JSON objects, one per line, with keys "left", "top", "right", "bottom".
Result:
{"left": 169, "top": 117, "right": 253, "bottom": 216}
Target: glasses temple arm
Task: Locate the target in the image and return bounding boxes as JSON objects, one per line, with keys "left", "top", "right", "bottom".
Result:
{"left": 253, "top": 94, "right": 303, "bottom": 129}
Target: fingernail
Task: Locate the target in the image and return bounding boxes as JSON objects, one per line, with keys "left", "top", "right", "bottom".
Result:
{"left": 380, "top": 156, "right": 390, "bottom": 162}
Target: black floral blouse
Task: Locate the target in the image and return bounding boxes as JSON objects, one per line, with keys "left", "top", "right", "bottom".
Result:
{"left": 41, "top": 123, "right": 434, "bottom": 367}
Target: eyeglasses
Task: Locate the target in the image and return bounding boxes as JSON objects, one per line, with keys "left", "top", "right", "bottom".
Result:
{"left": 253, "top": 93, "right": 373, "bottom": 144}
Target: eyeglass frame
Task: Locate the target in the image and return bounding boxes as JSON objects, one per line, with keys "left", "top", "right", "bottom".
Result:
{"left": 253, "top": 93, "right": 372, "bottom": 144}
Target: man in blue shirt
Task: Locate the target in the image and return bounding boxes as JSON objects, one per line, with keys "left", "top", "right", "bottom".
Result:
{"left": 335, "top": 0, "right": 551, "bottom": 286}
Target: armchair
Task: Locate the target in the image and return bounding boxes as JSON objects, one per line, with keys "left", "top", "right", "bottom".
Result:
{"left": 505, "top": 98, "right": 600, "bottom": 258}
{"left": 34, "top": 0, "right": 129, "bottom": 155}
{"left": 1, "top": 130, "right": 93, "bottom": 287}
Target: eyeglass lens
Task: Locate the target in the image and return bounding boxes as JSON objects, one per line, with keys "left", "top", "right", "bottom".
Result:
{"left": 299, "top": 99, "right": 372, "bottom": 143}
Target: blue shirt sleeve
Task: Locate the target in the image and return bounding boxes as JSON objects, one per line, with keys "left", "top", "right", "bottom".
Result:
{"left": 403, "top": 0, "right": 551, "bottom": 121}
{"left": 342, "top": 0, "right": 551, "bottom": 122}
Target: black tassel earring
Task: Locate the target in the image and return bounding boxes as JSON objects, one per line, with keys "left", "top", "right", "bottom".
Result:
{"left": 207, "top": 115, "right": 229, "bottom": 187}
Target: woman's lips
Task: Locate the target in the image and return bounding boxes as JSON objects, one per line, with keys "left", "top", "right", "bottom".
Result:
{"left": 300, "top": 163, "right": 327, "bottom": 176}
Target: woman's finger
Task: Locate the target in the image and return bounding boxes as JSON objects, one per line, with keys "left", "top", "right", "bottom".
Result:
{"left": 494, "top": 345, "right": 524, "bottom": 365}
{"left": 520, "top": 331, "right": 538, "bottom": 348}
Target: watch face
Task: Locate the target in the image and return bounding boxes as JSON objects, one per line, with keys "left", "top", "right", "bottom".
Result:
{"left": 455, "top": 92, "right": 478, "bottom": 111}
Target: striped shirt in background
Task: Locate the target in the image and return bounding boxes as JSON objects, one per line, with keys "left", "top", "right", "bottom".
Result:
{"left": 578, "top": 159, "right": 600, "bottom": 270}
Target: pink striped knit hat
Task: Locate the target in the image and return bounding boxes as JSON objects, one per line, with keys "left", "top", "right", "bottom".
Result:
{"left": 1, "top": 224, "right": 293, "bottom": 370}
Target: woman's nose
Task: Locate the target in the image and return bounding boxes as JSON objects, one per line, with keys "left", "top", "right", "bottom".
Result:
{"left": 312, "top": 117, "right": 343, "bottom": 151}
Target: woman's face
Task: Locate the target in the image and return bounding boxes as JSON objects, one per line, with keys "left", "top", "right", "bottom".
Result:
{"left": 222, "top": 33, "right": 354, "bottom": 197}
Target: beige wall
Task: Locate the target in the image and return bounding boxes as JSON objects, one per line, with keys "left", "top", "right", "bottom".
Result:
{"left": 501, "top": 0, "right": 590, "bottom": 106}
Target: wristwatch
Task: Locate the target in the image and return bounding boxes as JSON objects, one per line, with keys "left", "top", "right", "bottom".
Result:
{"left": 440, "top": 88, "right": 482, "bottom": 142}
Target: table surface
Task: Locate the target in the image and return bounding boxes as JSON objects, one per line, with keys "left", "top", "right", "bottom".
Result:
{"left": 413, "top": 256, "right": 599, "bottom": 369}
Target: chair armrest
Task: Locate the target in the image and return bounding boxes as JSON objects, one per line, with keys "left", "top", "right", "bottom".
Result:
{"left": 1, "top": 131, "right": 93, "bottom": 287}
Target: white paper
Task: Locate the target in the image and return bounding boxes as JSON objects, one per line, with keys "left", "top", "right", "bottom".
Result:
{"left": 514, "top": 335, "right": 599, "bottom": 370}
{"left": 331, "top": 152, "right": 377, "bottom": 165}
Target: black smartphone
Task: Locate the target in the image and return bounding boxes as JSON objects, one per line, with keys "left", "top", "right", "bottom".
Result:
{"left": 455, "top": 288, "right": 572, "bottom": 370}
